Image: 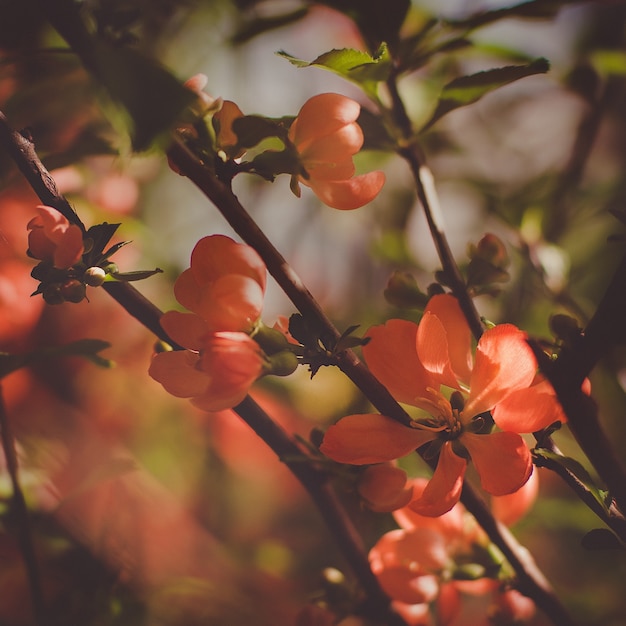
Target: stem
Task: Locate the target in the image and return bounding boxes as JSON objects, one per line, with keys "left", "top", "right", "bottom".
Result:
{"left": 0, "top": 106, "right": 575, "bottom": 625}
{"left": 0, "top": 386, "right": 47, "bottom": 626}
{"left": 234, "top": 396, "right": 407, "bottom": 625}
{"left": 385, "top": 74, "right": 626, "bottom": 527}
{"left": 165, "top": 136, "right": 576, "bottom": 626}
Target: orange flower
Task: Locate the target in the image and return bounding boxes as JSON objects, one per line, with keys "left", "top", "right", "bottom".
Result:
{"left": 320, "top": 294, "right": 557, "bottom": 516}
{"left": 288, "top": 93, "right": 385, "bottom": 210}
{"left": 170, "top": 234, "right": 266, "bottom": 334}
{"left": 149, "top": 331, "right": 265, "bottom": 411}
{"left": 27, "top": 205, "right": 84, "bottom": 269}
{"left": 149, "top": 235, "right": 268, "bottom": 410}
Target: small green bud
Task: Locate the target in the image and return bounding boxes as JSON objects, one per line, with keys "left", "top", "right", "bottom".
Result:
{"left": 384, "top": 271, "right": 428, "bottom": 309}
{"left": 265, "top": 350, "right": 299, "bottom": 377}
{"left": 84, "top": 266, "right": 107, "bottom": 287}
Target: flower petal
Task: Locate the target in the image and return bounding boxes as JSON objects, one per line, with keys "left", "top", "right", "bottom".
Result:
{"left": 289, "top": 93, "right": 361, "bottom": 150}
{"left": 464, "top": 324, "right": 536, "bottom": 418}
{"left": 307, "top": 171, "right": 385, "bottom": 210}
{"left": 197, "top": 274, "right": 264, "bottom": 332}
{"left": 160, "top": 310, "right": 207, "bottom": 350}
{"left": 148, "top": 350, "right": 209, "bottom": 397}
{"left": 363, "top": 320, "right": 435, "bottom": 406}
{"left": 462, "top": 431, "right": 532, "bottom": 496}
{"left": 492, "top": 379, "right": 567, "bottom": 432}
{"left": 416, "top": 311, "right": 460, "bottom": 390}
{"left": 300, "top": 122, "right": 363, "bottom": 164}
{"left": 189, "top": 235, "right": 266, "bottom": 292}
{"left": 408, "top": 443, "right": 467, "bottom": 517}
{"left": 424, "top": 294, "right": 473, "bottom": 385}
{"left": 320, "top": 414, "right": 435, "bottom": 465}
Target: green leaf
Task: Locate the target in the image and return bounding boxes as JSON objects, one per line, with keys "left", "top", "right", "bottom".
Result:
{"left": 90, "top": 39, "right": 196, "bottom": 151}
{"left": 231, "top": 115, "right": 288, "bottom": 149}
{"left": 533, "top": 448, "right": 611, "bottom": 514}
{"left": 110, "top": 268, "right": 163, "bottom": 282}
{"left": 421, "top": 58, "right": 550, "bottom": 131}
{"left": 0, "top": 339, "right": 113, "bottom": 378}
{"left": 277, "top": 45, "right": 391, "bottom": 96}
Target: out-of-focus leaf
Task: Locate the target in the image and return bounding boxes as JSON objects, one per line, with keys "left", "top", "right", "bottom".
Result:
{"left": 357, "top": 108, "right": 395, "bottom": 152}
{"left": 33, "top": 0, "right": 195, "bottom": 151}
{"left": 90, "top": 39, "right": 195, "bottom": 150}
{"left": 446, "top": 0, "right": 565, "bottom": 31}
{"left": 277, "top": 45, "right": 391, "bottom": 97}
{"left": 318, "top": 0, "right": 410, "bottom": 51}
{"left": 231, "top": 7, "right": 310, "bottom": 44}
{"left": 0, "top": 339, "right": 112, "bottom": 378}
{"left": 421, "top": 58, "right": 550, "bottom": 131}
{"left": 581, "top": 528, "right": 624, "bottom": 551}
{"left": 231, "top": 115, "right": 288, "bottom": 149}
{"left": 384, "top": 271, "right": 429, "bottom": 309}
{"left": 533, "top": 448, "right": 611, "bottom": 514}
{"left": 591, "top": 50, "right": 626, "bottom": 77}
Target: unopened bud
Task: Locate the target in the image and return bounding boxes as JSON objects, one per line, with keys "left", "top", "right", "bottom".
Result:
{"left": 84, "top": 266, "right": 107, "bottom": 287}
{"left": 60, "top": 279, "right": 86, "bottom": 303}
{"left": 265, "top": 350, "right": 299, "bottom": 377}
{"left": 42, "top": 283, "right": 64, "bottom": 305}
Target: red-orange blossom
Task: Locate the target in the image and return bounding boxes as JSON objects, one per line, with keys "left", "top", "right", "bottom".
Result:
{"left": 321, "top": 294, "right": 568, "bottom": 516}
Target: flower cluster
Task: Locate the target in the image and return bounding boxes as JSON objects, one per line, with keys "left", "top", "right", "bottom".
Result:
{"left": 321, "top": 294, "right": 571, "bottom": 516}
{"left": 149, "top": 235, "right": 296, "bottom": 411}
{"left": 367, "top": 476, "right": 538, "bottom": 625}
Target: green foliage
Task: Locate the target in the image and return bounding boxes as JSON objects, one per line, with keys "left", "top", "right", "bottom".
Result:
{"left": 0, "top": 339, "right": 112, "bottom": 378}
{"left": 277, "top": 45, "right": 391, "bottom": 99}
{"left": 421, "top": 58, "right": 550, "bottom": 131}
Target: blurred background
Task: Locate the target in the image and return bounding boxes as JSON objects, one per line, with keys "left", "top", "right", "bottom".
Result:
{"left": 0, "top": 1, "right": 625, "bottom": 624}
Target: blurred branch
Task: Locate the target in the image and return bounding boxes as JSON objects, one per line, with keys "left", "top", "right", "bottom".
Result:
{"left": 165, "top": 135, "right": 577, "bottom": 626}
{"left": 0, "top": 109, "right": 407, "bottom": 626}
{"left": 0, "top": 102, "right": 576, "bottom": 625}
{"left": 0, "top": 385, "right": 47, "bottom": 626}
{"left": 529, "top": 252, "right": 626, "bottom": 516}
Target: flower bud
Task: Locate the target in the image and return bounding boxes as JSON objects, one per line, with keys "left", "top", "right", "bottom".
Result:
{"left": 264, "top": 350, "right": 299, "bottom": 377}
{"left": 84, "top": 266, "right": 107, "bottom": 287}
{"left": 60, "top": 279, "right": 86, "bottom": 303}
{"left": 42, "top": 283, "right": 64, "bottom": 305}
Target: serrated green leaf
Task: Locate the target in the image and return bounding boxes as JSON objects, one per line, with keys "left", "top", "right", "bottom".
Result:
{"left": 533, "top": 448, "right": 610, "bottom": 514}
{"left": 421, "top": 58, "right": 550, "bottom": 131}
{"left": 277, "top": 45, "right": 391, "bottom": 96}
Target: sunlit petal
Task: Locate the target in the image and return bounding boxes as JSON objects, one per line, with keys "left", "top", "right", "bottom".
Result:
{"left": 416, "top": 311, "right": 459, "bottom": 390}
{"left": 408, "top": 443, "right": 466, "bottom": 517}
{"left": 462, "top": 431, "right": 532, "bottom": 496}
{"left": 364, "top": 320, "right": 435, "bottom": 406}
{"left": 320, "top": 414, "right": 435, "bottom": 464}
{"left": 148, "top": 350, "right": 209, "bottom": 397}
{"left": 424, "top": 294, "right": 473, "bottom": 384}
{"left": 308, "top": 171, "right": 385, "bottom": 210}
{"left": 464, "top": 324, "right": 536, "bottom": 418}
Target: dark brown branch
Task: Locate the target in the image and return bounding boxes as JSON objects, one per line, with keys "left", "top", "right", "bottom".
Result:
{"left": 0, "top": 386, "right": 47, "bottom": 626}
{"left": 165, "top": 137, "right": 576, "bottom": 626}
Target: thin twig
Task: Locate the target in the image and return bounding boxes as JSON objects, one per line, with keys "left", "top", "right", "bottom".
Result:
{"left": 0, "top": 110, "right": 408, "bottom": 626}
{"left": 165, "top": 135, "right": 576, "bottom": 626}
{"left": 0, "top": 385, "right": 47, "bottom": 626}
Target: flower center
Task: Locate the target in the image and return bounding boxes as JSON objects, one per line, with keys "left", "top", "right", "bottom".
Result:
{"left": 416, "top": 388, "right": 464, "bottom": 440}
